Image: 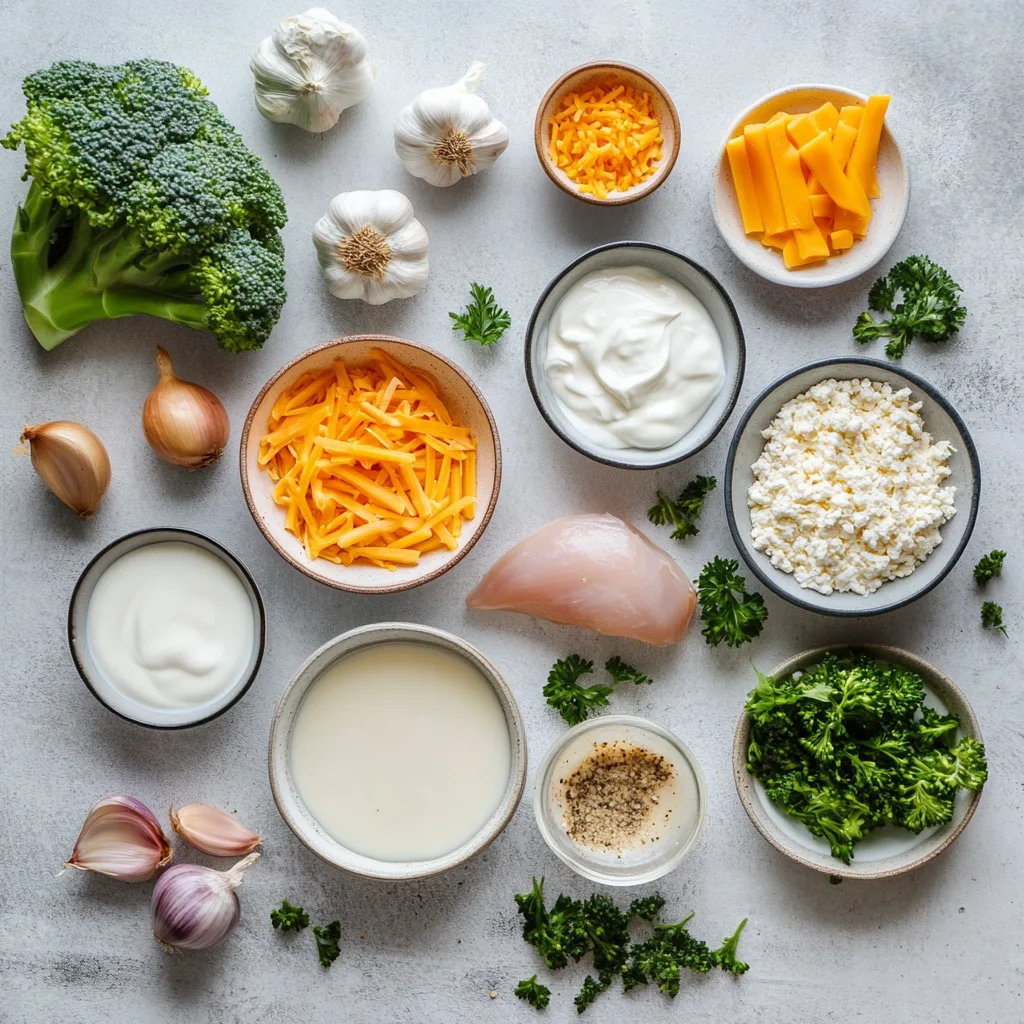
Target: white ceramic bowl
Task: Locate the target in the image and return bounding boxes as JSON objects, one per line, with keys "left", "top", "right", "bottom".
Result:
{"left": 269, "top": 623, "right": 527, "bottom": 880}
{"left": 534, "top": 715, "right": 706, "bottom": 886}
{"left": 712, "top": 83, "right": 909, "bottom": 288}
{"left": 725, "top": 357, "right": 980, "bottom": 616}
{"left": 241, "top": 336, "right": 500, "bottom": 594}
{"left": 524, "top": 242, "right": 745, "bottom": 469}
{"left": 68, "top": 528, "right": 266, "bottom": 729}
{"left": 734, "top": 645, "right": 984, "bottom": 880}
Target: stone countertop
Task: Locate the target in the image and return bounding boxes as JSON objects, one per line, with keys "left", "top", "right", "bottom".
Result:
{"left": 2, "top": 1, "right": 1021, "bottom": 1021}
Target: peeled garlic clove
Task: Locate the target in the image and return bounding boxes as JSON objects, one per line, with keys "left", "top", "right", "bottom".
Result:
{"left": 21, "top": 420, "right": 111, "bottom": 517}
{"left": 142, "top": 346, "right": 230, "bottom": 469}
{"left": 394, "top": 61, "right": 509, "bottom": 187}
{"left": 65, "top": 796, "right": 172, "bottom": 882}
{"left": 170, "top": 804, "right": 261, "bottom": 857}
{"left": 153, "top": 852, "right": 260, "bottom": 952}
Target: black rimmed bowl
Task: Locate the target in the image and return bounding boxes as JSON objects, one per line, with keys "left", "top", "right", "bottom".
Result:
{"left": 68, "top": 528, "right": 266, "bottom": 728}
{"left": 725, "top": 358, "right": 980, "bottom": 616}
{"left": 524, "top": 242, "right": 745, "bottom": 470}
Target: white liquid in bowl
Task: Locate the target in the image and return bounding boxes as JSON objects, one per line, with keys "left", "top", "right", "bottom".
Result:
{"left": 289, "top": 643, "right": 511, "bottom": 862}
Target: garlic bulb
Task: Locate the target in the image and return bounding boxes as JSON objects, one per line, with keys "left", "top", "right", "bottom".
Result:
{"left": 21, "top": 420, "right": 110, "bottom": 518}
{"left": 394, "top": 62, "right": 509, "bottom": 187}
{"left": 170, "top": 804, "right": 261, "bottom": 858}
{"left": 313, "top": 190, "right": 429, "bottom": 304}
{"left": 143, "top": 347, "right": 229, "bottom": 470}
{"left": 251, "top": 8, "right": 374, "bottom": 133}
{"left": 152, "top": 852, "right": 259, "bottom": 952}
{"left": 64, "top": 796, "right": 172, "bottom": 882}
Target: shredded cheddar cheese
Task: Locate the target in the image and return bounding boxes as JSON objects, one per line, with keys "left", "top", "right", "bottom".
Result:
{"left": 549, "top": 81, "right": 663, "bottom": 199}
{"left": 258, "top": 349, "right": 476, "bottom": 571}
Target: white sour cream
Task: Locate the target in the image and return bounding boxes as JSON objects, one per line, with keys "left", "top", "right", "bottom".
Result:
{"left": 543, "top": 265, "right": 726, "bottom": 450}
{"left": 85, "top": 542, "right": 255, "bottom": 711}
{"left": 290, "top": 643, "right": 511, "bottom": 862}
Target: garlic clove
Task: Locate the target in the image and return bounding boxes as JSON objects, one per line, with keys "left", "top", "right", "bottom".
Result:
{"left": 65, "top": 796, "right": 172, "bottom": 882}
{"left": 21, "top": 421, "right": 111, "bottom": 518}
{"left": 152, "top": 852, "right": 260, "bottom": 952}
{"left": 170, "top": 804, "right": 261, "bottom": 858}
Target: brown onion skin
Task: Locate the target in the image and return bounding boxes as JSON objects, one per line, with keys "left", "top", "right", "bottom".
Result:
{"left": 143, "top": 347, "right": 230, "bottom": 470}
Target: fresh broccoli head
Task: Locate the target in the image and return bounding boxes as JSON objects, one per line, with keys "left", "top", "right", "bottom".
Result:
{"left": 4, "top": 60, "right": 287, "bottom": 352}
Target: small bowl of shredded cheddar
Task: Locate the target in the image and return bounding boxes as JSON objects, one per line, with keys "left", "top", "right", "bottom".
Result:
{"left": 241, "top": 337, "right": 501, "bottom": 594}
{"left": 535, "top": 61, "right": 680, "bottom": 205}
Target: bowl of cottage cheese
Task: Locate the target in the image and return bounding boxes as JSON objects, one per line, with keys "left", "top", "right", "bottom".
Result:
{"left": 724, "top": 358, "right": 980, "bottom": 616}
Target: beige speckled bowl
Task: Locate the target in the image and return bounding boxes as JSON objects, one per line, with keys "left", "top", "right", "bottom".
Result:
{"left": 534, "top": 61, "right": 680, "bottom": 206}
{"left": 733, "top": 644, "right": 984, "bottom": 880}
{"left": 269, "top": 623, "right": 527, "bottom": 880}
{"left": 240, "top": 336, "right": 500, "bottom": 594}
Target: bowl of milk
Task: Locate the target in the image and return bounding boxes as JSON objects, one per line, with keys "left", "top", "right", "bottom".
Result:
{"left": 269, "top": 623, "right": 528, "bottom": 879}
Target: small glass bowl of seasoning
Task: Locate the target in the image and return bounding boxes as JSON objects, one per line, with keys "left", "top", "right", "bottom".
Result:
{"left": 68, "top": 528, "right": 266, "bottom": 729}
{"left": 534, "top": 715, "right": 706, "bottom": 885}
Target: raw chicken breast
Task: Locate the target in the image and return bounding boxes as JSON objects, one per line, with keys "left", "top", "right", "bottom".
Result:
{"left": 466, "top": 513, "right": 696, "bottom": 645}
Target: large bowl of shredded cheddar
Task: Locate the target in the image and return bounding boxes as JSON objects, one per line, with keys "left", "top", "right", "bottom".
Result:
{"left": 241, "top": 336, "right": 501, "bottom": 593}
{"left": 534, "top": 61, "right": 680, "bottom": 206}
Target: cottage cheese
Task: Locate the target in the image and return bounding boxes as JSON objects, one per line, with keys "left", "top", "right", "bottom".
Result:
{"left": 747, "top": 378, "right": 956, "bottom": 596}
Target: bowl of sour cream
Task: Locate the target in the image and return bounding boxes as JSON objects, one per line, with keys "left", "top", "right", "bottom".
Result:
{"left": 525, "top": 242, "right": 745, "bottom": 469}
{"left": 69, "top": 528, "right": 266, "bottom": 728}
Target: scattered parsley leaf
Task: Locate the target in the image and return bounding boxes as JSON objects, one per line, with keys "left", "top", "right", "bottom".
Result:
{"left": 974, "top": 550, "right": 1006, "bottom": 585}
{"left": 605, "top": 656, "right": 652, "bottom": 686}
{"left": 982, "top": 601, "right": 1007, "bottom": 636}
{"left": 270, "top": 899, "right": 309, "bottom": 932}
{"left": 711, "top": 918, "right": 750, "bottom": 974}
{"left": 543, "top": 655, "right": 609, "bottom": 726}
{"left": 647, "top": 475, "right": 717, "bottom": 541}
{"left": 514, "top": 975, "right": 551, "bottom": 1010}
{"left": 312, "top": 920, "right": 341, "bottom": 967}
{"left": 628, "top": 895, "right": 666, "bottom": 921}
{"left": 696, "top": 557, "right": 767, "bottom": 648}
{"left": 853, "top": 255, "right": 966, "bottom": 359}
{"left": 449, "top": 282, "right": 511, "bottom": 346}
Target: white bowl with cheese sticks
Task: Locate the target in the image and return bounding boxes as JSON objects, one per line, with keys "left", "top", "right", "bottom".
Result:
{"left": 724, "top": 357, "right": 979, "bottom": 616}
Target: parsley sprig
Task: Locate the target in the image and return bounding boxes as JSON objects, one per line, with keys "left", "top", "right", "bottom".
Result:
{"left": 544, "top": 655, "right": 653, "bottom": 726}
{"left": 514, "top": 976, "right": 551, "bottom": 1010}
{"left": 449, "top": 282, "right": 511, "bottom": 346}
{"left": 696, "top": 557, "right": 767, "bottom": 648}
{"left": 270, "top": 899, "right": 309, "bottom": 932}
{"left": 647, "top": 475, "right": 716, "bottom": 541}
{"left": 853, "top": 255, "right": 966, "bottom": 360}
{"left": 982, "top": 601, "right": 1007, "bottom": 637}
{"left": 974, "top": 550, "right": 1006, "bottom": 585}
{"left": 312, "top": 920, "right": 341, "bottom": 967}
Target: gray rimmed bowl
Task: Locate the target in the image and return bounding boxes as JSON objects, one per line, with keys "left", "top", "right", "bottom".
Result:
{"left": 725, "top": 357, "right": 979, "bottom": 616}
{"left": 525, "top": 242, "right": 745, "bottom": 469}
{"left": 68, "top": 528, "right": 266, "bottom": 729}
{"left": 268, "top": 622, "right": 527, "bottom": 880}
{"left": 733, "top": 644, "right": 984, "bottom": 880}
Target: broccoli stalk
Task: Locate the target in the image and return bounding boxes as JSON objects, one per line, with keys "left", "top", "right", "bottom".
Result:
{"left": 4, "top": 60, "right": 287, "bottom": 353}
{"left": 13, "top": 181, "right": 210, "bottom": 348}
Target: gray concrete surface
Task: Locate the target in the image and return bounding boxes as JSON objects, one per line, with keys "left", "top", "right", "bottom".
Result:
{"left": 2, "top": 1, "right": 1022, "bottom": 1021}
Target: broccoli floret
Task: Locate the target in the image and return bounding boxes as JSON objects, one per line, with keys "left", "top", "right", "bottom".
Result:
{"left": 3, "top": 59, "right": 286, "bottom": 352}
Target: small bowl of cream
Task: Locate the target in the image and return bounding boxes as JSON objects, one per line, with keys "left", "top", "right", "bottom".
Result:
{"left": 269, "top": 623, "right": 527, "bottom": 880}
{"left": 525, "top": 242, "right": 745, "bottom": 469}
{"left": 534, "top": 715, "right": 706, "bottom": 885}
{"left": 69, "top": 529, "right": 266, "bottom": 728}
